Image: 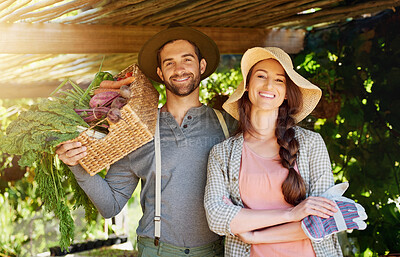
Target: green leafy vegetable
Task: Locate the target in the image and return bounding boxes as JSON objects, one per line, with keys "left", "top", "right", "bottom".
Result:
{"left": 0, "top": 60, "right": 115, "bottom": 250}
{"left": 0, "top": 98, "right": 96, "bottom": 250}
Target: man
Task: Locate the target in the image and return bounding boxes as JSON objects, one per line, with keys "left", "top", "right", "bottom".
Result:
{"left": 56, "top": 24, "right": 236, "bottom": 256}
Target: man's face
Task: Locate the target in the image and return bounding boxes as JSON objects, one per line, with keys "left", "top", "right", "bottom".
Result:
{"left": 157, "top": 40, "right": 207, "bottom": 97}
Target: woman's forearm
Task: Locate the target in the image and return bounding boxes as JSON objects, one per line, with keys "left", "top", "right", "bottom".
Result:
{"left": 231, "top": 195, "right": 337, "bottom": 235}
{"left": 251, "top": 222, "right": 308, "bottom": 244}
{"left": 230, "top": 208, "right": 292, "bottom": 234}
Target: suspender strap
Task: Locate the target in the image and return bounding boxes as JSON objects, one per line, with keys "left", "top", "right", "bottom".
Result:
{"left": 213, "top": 109, "right": 229, "bottom": 139}
{"left": 154, "top": 110, "right": 161, "bottom": 246}
{"left": 153, "top": 108, "right": 228, "bottom": 245}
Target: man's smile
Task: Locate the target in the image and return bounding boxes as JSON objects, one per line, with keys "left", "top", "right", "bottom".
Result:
{"left": 173, "top": 76, "right": 190, "bottom": 82}
{"left": 171, "top": 73, "right": 192, "bottom": 83}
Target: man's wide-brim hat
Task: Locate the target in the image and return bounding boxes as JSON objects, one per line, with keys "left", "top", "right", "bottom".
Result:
{"left": 222, "top": 47, "right": 322, "bottom": 123}
{"left": 138, "top": 24, "right": 220, "bottom": 84}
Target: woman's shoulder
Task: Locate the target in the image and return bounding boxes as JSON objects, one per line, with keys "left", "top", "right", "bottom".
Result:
{"left": 294, "top": 126, "right": 324, "bottom": 144}
{"left": 211, "top": 133, "right": 243, "bottom": 154}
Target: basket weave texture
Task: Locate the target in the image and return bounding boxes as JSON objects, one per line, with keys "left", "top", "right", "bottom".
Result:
{"left": 76, "top": 64, "right": 159, "bottom": 176}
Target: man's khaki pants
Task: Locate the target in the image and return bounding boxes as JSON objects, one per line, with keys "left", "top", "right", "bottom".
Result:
{"left": 137, "top": 236, "right": 224, "bottom": 257}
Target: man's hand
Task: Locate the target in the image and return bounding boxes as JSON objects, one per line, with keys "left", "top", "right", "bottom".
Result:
{"left": 56, "top": 140, "right": 87, "bottom": 166}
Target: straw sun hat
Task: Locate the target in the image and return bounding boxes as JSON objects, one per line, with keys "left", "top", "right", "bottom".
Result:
{"left": 138, "top": 24, "right": 220, "bottom": 84}
{"left": 222, "top": 47, "right": 322, "bottom": 123}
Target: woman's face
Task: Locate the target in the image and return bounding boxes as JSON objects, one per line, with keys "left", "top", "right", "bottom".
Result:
{"left": 247, "top": 59, "right": 287, "bottom": 113}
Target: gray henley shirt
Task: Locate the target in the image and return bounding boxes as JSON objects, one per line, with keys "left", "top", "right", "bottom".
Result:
{"left": 70, "top": 104, "right": 236, "bottom": 247}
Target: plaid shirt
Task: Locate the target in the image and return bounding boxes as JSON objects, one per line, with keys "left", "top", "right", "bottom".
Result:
{"left": 204, "top": 126, "right": 343, "bottom": 257}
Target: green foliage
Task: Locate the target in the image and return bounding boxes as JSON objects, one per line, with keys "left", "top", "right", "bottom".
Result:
{"left": 0, "top": 97, "right": 98, "bottom": 251}
{"left": 295, "top": 9, "right": 400, "bottom": 255}
{"left": 1, "top": 100, "right": 85, "bottom": 160}
{"left": 0, "top": 174, "right": 103, "bottom": 256}
{"left": 152, "top": 82, "right": 166, "bottom": 107}
{"left": 0, "top": 193, "right": 24, "bottom": 256}
{"left": 200, "top": 68, "right": 242, "bottom": 107}
{"left": 0, "top": 66, "right": 125, "bottom": 254}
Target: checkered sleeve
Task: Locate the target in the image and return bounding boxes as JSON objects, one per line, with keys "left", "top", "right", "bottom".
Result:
{"left": 307, "top": 131, "right": 335, "bottom": 196}
{"left": 300, "top": 129, "right": 343, "bottom": 257}
{"left": 204, "top": 142, "right": 242, "bottom": 236}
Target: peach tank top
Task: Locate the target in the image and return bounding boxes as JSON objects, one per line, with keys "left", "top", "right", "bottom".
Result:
{"left": 239, "top": 142, "right": 316, "bottom": 257}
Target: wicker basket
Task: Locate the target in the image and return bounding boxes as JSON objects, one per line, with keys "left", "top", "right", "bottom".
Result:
{"left": 76, "top": 64, "right": 159, "bottom": 176}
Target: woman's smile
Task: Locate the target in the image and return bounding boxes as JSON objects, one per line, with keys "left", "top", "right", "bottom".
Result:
{"left": 259, "top": 91, "right": 276, "bottom": 99}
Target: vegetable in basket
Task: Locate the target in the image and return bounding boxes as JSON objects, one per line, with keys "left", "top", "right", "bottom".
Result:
{"left": 98, "top": 76, "right": 135, "bottom": 89}
{"left": 0, "top": 64, "right": 134, "bottom": 250}
{"left": 74, "top": 75, "right": 133, "bottom": 131}
{"left": 0, "top": 99, "right": 97, "bottom": 250}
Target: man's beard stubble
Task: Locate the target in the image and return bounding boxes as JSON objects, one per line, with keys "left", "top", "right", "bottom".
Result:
{"left": 163, "top": 71, "right": 201, "bottom": 97}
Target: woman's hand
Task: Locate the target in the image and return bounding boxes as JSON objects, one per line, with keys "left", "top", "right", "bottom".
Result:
{"left": 56, "top": 140, "right": 87, "bottom": 166}
{"left": 289, "top": 196, "right": 338, "bottom": 221}
{"left": 237, "top": 231, "right": 255, "bottom": 244}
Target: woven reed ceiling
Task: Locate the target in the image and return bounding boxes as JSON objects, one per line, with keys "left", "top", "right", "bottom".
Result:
{"left": 0, "top": 0, "right": 399, "bottom": 98}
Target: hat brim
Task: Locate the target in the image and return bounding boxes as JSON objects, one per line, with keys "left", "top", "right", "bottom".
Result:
{"left": 223, "top": 47, "right": 322, "bottom": 123}
{"left": 138, "top": 26, "right": 220, "bottom": 84}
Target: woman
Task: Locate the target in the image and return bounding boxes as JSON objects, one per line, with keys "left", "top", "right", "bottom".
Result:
{"left": 204, "top": 47, "right": 343, "bottom": 257}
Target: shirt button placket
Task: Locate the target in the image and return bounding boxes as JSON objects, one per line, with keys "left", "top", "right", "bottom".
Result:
{"left": 184, "top": 115, "right": 193, "bottom": 129}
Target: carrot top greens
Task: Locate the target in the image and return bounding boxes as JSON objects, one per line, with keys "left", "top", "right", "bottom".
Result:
{"left": 0, "top": 97, "right": 98, "bottom": 250}
{"left": 0, "top": 57, "right": 134, "bottom": 250}
{"left": 0, "top": 68, "right": 115, "bottom": 250}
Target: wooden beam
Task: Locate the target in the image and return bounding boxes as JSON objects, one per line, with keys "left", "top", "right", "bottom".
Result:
{"left": 204, "top": 27, "right": 306, "bottom": 54}
{"left": 0, "top": 23, "right": 305, "bottom": 54}
{"left": 0, "top": 81, "right": 62, "bottom": 99}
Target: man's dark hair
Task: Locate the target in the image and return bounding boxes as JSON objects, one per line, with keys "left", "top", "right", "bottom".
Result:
{"left": 156, "top": 39, "right": 203, "bottom": 68}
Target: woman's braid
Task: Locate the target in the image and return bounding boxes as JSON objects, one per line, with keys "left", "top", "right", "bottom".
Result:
{"left": 275, "top": 101, "right": 306, "bottom": 206}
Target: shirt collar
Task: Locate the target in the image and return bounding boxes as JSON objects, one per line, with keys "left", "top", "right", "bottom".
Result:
{"left": 159, "top": 104, "right": 207, "bottom": 118}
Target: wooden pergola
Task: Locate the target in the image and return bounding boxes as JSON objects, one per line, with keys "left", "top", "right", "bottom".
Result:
{"left": 0, "top": 0, "right": 399, "bottom": 98}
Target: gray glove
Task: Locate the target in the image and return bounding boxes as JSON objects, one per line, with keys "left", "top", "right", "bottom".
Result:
{"left": 301, "top": 182, "right": 367, "bottom": 242}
